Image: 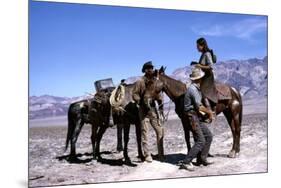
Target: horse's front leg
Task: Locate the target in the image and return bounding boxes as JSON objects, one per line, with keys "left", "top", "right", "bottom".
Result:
{"left": 91, "top": 124, "right": 98, "bottom": 160}
{"left": 123, "top": 123, "right": 132, "bottom": 164}
{"left": 135, "top": 121, "right": 144, "bottom": 160}
{"left": 117, "top": 123, "right": 124, "bottom": 152}
{"left": 95, "top": 124, "right": 107, "bottom": 160}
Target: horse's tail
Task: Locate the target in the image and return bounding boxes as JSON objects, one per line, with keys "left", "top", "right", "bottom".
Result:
{"left": 65, "top": 103, "right": 75, "bottom": 152}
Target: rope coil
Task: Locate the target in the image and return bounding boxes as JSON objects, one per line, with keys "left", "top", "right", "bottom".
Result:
{"left": 109, "top": 85, "right": 125, "bottom": 107}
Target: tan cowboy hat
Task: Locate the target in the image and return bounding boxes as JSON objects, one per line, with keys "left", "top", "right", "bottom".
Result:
{"left": 189, "top": 67, "right": 205, "bottom": 80}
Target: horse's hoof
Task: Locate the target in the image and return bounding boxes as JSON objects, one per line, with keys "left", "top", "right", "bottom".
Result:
{"left": 227, "top": 150, "right": 238, "bottom": 158}
{"left": 92, "top": 155, "right": 97, "bottom": 160}
{"left": 68, "top": 155, "right": 77, "bottom": 160}
{"left": 68, "top": 156, "right": 81, "bottom": 163}
{"left": 208, "top": 153, "right": 214, "bottom": 158}
{"left": 96, "top": 156, "right": 102, "bottom": 162}
{"left": 93, "top": 154, "right": 102, "bottom": 160}
{"left": 137, "top": 155, "right": 145, "bottom": 161}
{"left": 124, "top": 159, "right": 137, "bottom": 167}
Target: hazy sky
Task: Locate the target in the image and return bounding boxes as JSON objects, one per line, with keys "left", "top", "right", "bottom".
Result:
{"left": 29, "top": 1, "right": 267, "bottom": 97}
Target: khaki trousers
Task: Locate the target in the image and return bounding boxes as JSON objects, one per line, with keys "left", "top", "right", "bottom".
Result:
{"left": 139, "top": 108, "right": 164, "bottom": 157}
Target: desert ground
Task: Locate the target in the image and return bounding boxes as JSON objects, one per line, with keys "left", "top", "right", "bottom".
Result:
{"left": 29, "top": 105, "right": 267, "bottom": 188}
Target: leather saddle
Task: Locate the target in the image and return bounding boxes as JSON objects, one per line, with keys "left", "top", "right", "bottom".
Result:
{"left": 215, "top": 82, "right": 232, "bottom": 100}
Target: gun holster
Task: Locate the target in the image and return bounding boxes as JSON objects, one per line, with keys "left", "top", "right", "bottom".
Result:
{"left": 185, "top": 111, "right": 199, "bottom": 131}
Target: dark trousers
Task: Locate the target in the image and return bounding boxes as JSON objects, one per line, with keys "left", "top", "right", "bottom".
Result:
{"left": 183, "top": 111, "right": 213, "bottom": 163}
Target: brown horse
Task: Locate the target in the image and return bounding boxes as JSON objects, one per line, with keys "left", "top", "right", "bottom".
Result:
{"left": 155, "top": 66, "right": 242, "bottom": 158}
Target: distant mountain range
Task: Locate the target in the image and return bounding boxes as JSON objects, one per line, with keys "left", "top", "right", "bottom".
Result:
{"left": 29, "top": 95, "right": 88, "bottom": 119}
{"left": 29, "top": 56, "right": 267, "bottom": 119}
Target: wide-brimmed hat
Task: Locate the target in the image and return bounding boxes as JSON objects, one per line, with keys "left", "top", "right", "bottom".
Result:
{"left": 142, "top": 61, "right": 154, "bottom": 73}
{"left": 189, "top": 67, "right": 205, "bottom": 80}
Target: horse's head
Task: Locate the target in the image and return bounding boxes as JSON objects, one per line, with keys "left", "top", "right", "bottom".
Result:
{"left": 154, "top": 66, "right": 166, "bottom": 78}
{"left": 154, "top": 66, "right": 187, "bottom": 101}
{"left": 153, "top": 66, "right": 167, "bottom": 92}
{"left": 136, "top": 69, "right": 164, "bottom": 108}
{"left": 143, "top": 77, "right": 163, "bottom": 100}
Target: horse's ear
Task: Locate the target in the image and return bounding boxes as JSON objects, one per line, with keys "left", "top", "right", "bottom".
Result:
{"left": 159, "top": 66, "right": 166, "bottom": 74}
{"left": 154, "top": 69, "right": 158, "bottom": 75}
{"left": 159, "top": 66, "right": 164, "bottom": 74}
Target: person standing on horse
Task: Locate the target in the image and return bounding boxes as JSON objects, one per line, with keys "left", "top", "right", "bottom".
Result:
{"left": 132, "top": 61, "right": 165, "bottom": 162}
{"left": 192, "top": 37, "right": 218, "bottom": 114}
{"left": 181, "top": 67, "right": 214, "bottom": 171}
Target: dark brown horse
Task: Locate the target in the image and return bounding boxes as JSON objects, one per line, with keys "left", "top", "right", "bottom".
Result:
{"left": 111, "top": 83, "right": 144, "bottom": 163}
{"left": 64, "top": 83, "right": 148, "bottom": 165}
{"left": 112, "top": 81, "right": 164, "bottom": 162}
{"left": 64, "top": 89, "right": 113, "bottom": 162}
{"left": 155, "top": 67, "right": 242, "bottom": 158}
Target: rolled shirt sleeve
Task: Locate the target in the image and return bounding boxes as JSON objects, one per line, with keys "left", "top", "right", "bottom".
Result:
{"left": 204, "top": 52, "right": 214, "bottom": 67}
{"left": 132, "top": 78, "right": 147, "bottom": 104}
{"left": 184, "top": 84, "right": 202, "bottom": 112}
{"left": 190, "top": 87, "right": 202, "bottom": 110}
{"left": 199, "top": 52, "right": 213, "bottom": 68}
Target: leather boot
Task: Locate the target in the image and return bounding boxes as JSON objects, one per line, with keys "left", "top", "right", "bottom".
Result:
{"left": 157, "top": 142, "right": 165, "bottom": 161}
{"left": 194, "top": 158, "right": 214, "bottom": 166}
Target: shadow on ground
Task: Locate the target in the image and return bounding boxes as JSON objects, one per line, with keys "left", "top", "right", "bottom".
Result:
{"left": 56, "top": 151, "right": 138, "bottom": 167}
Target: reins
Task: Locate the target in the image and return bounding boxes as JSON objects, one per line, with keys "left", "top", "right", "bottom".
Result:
{"left": 158, "top": 100, "right": 172, "bottom": 122}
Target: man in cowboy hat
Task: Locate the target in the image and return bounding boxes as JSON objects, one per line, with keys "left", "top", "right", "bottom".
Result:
{"left": 180, "top": 67, "right": 214, "bottom": 171}
{"left": 132, "top": 61, "right": 165, "bottom": 162}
